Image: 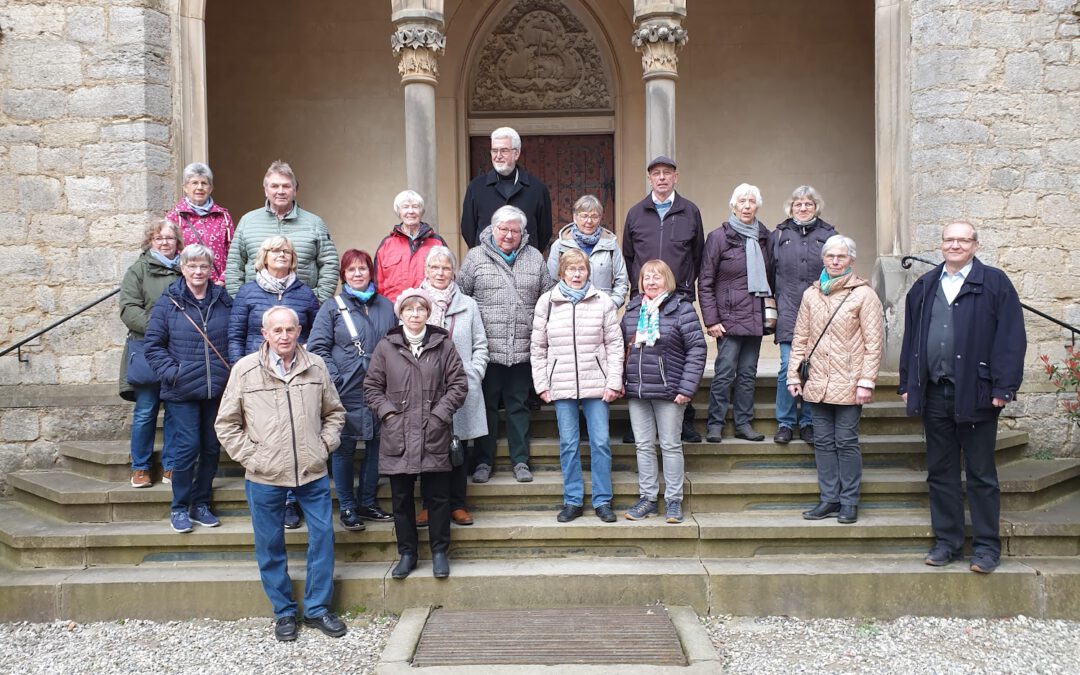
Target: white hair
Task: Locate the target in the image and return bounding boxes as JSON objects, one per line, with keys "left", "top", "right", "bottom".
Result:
{"left": 729, "top": 183, "right": 763, "bottom": 210}
{"left": 393, "top": 189, "right": 425, "bottom": 216}
{"left": 822, "top": 234, "right": 857, "bottom": 259}
{"left": 182, "top": 162, "right": 213, "bottom": 184}
{"left": 180, "top": 244, "right": 213, "bottom": 266}
{"left": 491, "top": 204, "right": 527, "bottom": 231}
{"left": 261, "top": 305, "right": 300, "bottom": 328}
{"left": 491, "top": 127, "right": 521, "bottom": 150}
{"left": 425, "top": 245, "right": 458, "bottom": 270}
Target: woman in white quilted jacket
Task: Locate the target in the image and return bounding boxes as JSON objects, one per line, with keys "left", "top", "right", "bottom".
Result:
{"left": 530, "top": 249, "right": 624, "bottom": 524}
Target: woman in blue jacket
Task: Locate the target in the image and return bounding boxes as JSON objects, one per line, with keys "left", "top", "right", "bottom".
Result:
{"left": 144, "top": 244, "right": 232, "bottom": 534}
{"left": 622, "top": 260, "right": 707, "bottom": 525}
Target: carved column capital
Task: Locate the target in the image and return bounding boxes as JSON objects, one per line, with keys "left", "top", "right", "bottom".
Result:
{"left": 631, "top": 21, "right": 688, "bottom": 81}
{"left": 391, "top": 24, "right": 445, "bottom": 85}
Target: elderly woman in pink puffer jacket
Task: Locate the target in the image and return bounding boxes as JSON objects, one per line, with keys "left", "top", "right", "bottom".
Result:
{"left": 531, "top": 249, "right": 624, "bottom": 524}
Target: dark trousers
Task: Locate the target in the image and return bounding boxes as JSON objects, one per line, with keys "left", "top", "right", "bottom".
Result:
{"left": 476, "top": 362, "right": 531, "bottom": 468}
{"left": 164, "top": 397, "right": 220, "bottom": 512}
{"left": 422, "top": 440, "right": 469, "bottom": 511}
{"left": 390, "top": 471, "right": 451, "bottom": 556}
{"left": 923, "top": 383, "right": 1001, "bottom": 558}
{"left": 810, "top": 402, "right": 863, "bottom": 506}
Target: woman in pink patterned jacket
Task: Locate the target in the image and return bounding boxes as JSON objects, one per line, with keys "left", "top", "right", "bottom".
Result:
{"left": 166, "top": 162, "right": 235, "bottom": 286}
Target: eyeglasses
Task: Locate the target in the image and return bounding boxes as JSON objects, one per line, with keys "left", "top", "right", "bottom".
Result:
{"left": 269, "top": 248, "right": 292, "bottom": 256}
{"left": 494, "top": 225, "right": 521, "bottom": 237}
{"left": 792, "top": 201, "right": 816, "bottom": 209}
{"left": 942, "top": 238, "right": 976, "bottom": 247}
{"left": 153, "top": 236, "right": 177, "bottom": 243}
{"left": 575, "top": 213, "right": 601, "bottom": 222}
{"left": 565, "top": 266, "right": 589, "bottom": 274}
{"left": 824, "top": 254, "right": 850, "bottom": 262}
{"left": 184, "top": 263, "right": 211, "bottom": 272}
{"left": 491, "top": 148, "right": 516, "bottom": 157}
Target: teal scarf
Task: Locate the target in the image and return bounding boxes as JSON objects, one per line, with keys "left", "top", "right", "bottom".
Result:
{"left": 634, "top": 292, "right": 669, "bottom": 346}
{"left": 344, "top": 282, "right": 376, "bottom": 303}
{"left": 819, "top": 268, "right": 851, "bottom": 295}
{"left": 492, "top": 237, "right": 519, "bottom": 266}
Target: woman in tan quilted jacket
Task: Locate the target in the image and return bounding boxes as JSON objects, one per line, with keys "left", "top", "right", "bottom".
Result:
{"left": 531, "top": 249, "right": 624, "bottom": 524}
{"left": 786, "top": 235, "right": 883, "bottom": 525}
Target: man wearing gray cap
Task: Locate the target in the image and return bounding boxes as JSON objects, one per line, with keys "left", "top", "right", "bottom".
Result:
{"left": 621, "top": 156, "right": 706, "bottom": 442}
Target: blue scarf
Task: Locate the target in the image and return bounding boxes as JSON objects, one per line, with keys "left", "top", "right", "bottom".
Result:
{"left": 558, "top": 280, "right": 590, "bottom": 305}
{"left": 149, "top": 249, "right": 179, "bottom": 270}
{"left": 185, "top": 197, "right": 214, "bottom": 217}
{"left": 344, "top": 282, "right": 376, "bottom": 303}
{"left": 819, "top": 268, "right": 851, "bottom": 295}
{"left": 491, "top": 237, "right": 519, "bottom": 266}
{"left": 634, "top": 292, "right": 669, "bottom": 347}
{"left": 571, "top": 226, "right": 602, "bottom": 257}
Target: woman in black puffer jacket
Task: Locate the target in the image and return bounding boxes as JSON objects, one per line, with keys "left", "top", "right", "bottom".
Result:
{"left": 622, "top": 260, "right": 706, "bottom": 525}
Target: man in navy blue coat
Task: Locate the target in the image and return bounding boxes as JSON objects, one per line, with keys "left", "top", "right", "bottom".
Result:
{"left": 898, "top": 221, "right": 1026, "bottom": 574}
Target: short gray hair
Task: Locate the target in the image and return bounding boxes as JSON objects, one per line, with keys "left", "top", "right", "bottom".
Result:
{"left": 262, "top": 305, "right": 299, "bottom": 328}
{"left": 573, "top": 194, "right": 603, "bottom": 216}
{"left": 182, "top": 162, "right": 213, "bottom": 184}
{"left": 784, "top": 185, "right": 824, "bottom": 218}
{"left": 393, "top": 189, "right": 425, "bottom": 216}
{"left": 822, "top": 234, "right": 857, "bottom": 260}
{"left": 729, "top": 183, "right": 763, "bottom": 210}
{"left": 491, "top": 126, "right": 521, "bottom": 150}
{"left": 425, "top": 245, "right": 458, "bottom": 270}
{"left": 491, "top": 204, "right": 527, "bottom": 232}
{"left": 180, "top": 244, "right": 214, "bottom": 266}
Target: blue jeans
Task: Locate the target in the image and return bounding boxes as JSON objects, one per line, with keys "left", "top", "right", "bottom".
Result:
{"left": 331, "top": 434, "right": 381, "bottom": 511}
{"left": 810, "top": 402, "right": 863, "bottom": 506}
{"left": 707, "top": 335, "right": 762, "bottom": 433}
{"left": 553, "top": 398, "right": 613, "bottom": 508}
{"left": 129, "top": 385, "right": 161, "bottom": 472}
{"left": 245, "top": 475, "right": 335, "bottom": 619}
{"left": 164, "top": 398, "right": 220, "bottom": 511}
{"left": 776, "top": 342, "right": 813, "bottom": 430}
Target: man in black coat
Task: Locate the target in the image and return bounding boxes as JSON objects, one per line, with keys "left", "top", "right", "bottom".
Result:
{"left": 460, "top": 127, "right": 553, "bottom": 252}
{"left": 898, "top": 221, "right": 1026, "bottom": 575}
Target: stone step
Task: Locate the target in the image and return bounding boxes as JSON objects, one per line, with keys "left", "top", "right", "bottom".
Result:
{"left": 57, "top": 429, "right": 1031, "bottom": 483}
{"left": 12, "top": 452, "right": 1071, "bottom": 524}
{"left": 1, "top": 554, "right": 1076, "bottom": 623}
{"left": 3, "top": 494, "right": 1078, "bottom": 568}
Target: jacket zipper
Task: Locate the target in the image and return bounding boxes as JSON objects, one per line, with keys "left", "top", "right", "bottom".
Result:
{"left": 636, "top": 344, "right": 644, "bottom": 398}
{"left": 659, "top": 355, "right": 669, "bottom": 387}
{"left": 285, "top": 387, "right": 300, "bottom": 486}
{"left": 572, "top": 302, "right": 580, "bottom": 399}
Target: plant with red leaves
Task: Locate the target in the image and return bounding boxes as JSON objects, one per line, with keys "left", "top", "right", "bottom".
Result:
{"left": 1040, "top": 344, "right": 1080, "bottom": 426}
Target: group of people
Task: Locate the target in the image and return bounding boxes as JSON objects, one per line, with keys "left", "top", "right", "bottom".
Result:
{"left": 116, "top": 125, "right": 1027, "bottom": 641}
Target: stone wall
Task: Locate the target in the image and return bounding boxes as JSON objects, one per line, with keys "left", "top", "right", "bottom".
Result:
{"left": 0, "top": 0, "right": 176, "bottom": 389}
{"left": 908, "top": 0, "right": 1080, "bottom": 454}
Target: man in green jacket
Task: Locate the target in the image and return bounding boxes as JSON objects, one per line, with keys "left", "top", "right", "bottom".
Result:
{"left": 225, "top": 160, "right": 339, "bottom": 302}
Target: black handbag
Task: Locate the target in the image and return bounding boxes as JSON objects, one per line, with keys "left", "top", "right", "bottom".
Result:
{"left": 798, "top": 293, "right": 850, "bottom": 385}
{"left": 449, "top": 435, "right": 465, "bottom": 468}
{"left": 125, "top": 336, "right": 159, "bottom": 387}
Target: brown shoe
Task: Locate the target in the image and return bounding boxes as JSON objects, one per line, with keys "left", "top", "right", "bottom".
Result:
{"left": 130, "top": 470, "right": 151, "bottom": 488}
{"left": 451, "top": 509, "right": 474, "bottom": 526}
{"left": 161, "top": 470, "right": 173, "bottom": 485}
{"left": 416, "top": 508, "right": 429, "bottom": 527}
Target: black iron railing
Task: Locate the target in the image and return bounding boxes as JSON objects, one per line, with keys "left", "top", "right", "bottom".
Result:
{"left": 901, "top": 255, "right": 1078, "bottom": 346}
{"left": 0, "top": 287, "right": 121, "bottom": 363}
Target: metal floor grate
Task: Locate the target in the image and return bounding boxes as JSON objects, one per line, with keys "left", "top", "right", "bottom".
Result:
{"left": 412, "top": 606, "right": 688, "bottom": 667}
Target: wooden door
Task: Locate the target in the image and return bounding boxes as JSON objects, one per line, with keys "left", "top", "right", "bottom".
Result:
{"left": 469, "top": 134, "right": 615, "bottom": 247}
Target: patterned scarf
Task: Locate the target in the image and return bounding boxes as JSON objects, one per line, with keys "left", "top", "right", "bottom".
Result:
{"left": 343, "top": 281, "right": 376, "bottom": 303}
{"left": 819, "top": 268, "right": 851, "bottom": 295}
{"left": 558, "top": 280, "right": 590, "bottom": 305}
{"left": 256, "top": 268, "right": 295, "bottom": 300}
{"left": 571, "top": 225, "right": 602, "bottom": 257}
{"left": 421, "top": 279, "right": 456, "bottom": 327}
{"left": 634, "top": 292, "right": 669, "bottom": 347}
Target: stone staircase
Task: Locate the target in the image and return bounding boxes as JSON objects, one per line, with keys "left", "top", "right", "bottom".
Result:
{"left": 2, "top": 375, "right": 1080, "bottom": 622}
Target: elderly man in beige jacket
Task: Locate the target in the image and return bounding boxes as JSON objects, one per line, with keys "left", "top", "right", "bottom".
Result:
{"left": 215, "top": 305, "right": 346, "bottom": 642}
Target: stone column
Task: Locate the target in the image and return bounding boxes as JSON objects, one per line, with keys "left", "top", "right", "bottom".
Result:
{"left": 391, "top": 2, "right": 445, "bottom": 228}
{"left": 632, "top": 1, "right": 688, "bottom": 165}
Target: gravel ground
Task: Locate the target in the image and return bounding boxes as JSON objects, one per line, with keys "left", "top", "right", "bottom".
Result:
{"left": 704, "top": 614, "right": 1080, "bottom": 674}
{"left": 0, "top": 614, "right": 397, "bottom": 675}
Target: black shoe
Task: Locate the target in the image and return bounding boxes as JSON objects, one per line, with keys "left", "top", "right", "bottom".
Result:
{"left": 594, "top": 504, "right": 617, "bottom": 523}
{"left": 392, "top": 554, "right": 418, "bottom": 579}
{"left": 283, "top": 502, "right": 302, "bottom": 529}
{"left": 432, "top": 551, "right": 450, "bottom": 578}
{"left": 706, "top": 428, "right": 724, "bottom": 443}
{"left": 339, "top": 509, "right": 366, "bottom": 532}
{"left": 925, "top": 545, "right": 963, "bottom": 567}
{"left": 773, "top": 426, "right": 793, "bottom": 444}
{"left": 837, "top": 504, "right": 858, "bottom": 524}
{"left": 557, "top": 504, "right": 584, "bottom": 523}
{"left": 800, "top": 425, "right": 815, "bottom": 445}
{"left": 681, "top": 422, "right": 702, "bottom": 443}
{"left": 303, "top": 613, "right": 347, "bottom": 638}
{"left": 969, "top": 552, "right": 1000, "bottom": 574}
{"left": 622, "top": 429, "right": 636, "bottom": 444}
{"left": 802, "top": 501, "right": 841, "bottom": 520}
{"left": 734, "top": 425, "right": 765, "bottom": 442}
{"left": 355, "top": 504, "right": 393, "bottom": 522}
{"left": 274, "top": 615, "right": 298, "bottom": 642}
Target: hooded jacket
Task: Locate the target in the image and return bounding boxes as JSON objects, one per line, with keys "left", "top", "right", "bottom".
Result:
{"left": 373, "top": 222, "right": 447, "bottom": 302}
{"left": 546, "top": 224, "right": 630, "bottom": 308}
{"left": 166, "top": 198, "right": 234, "bottom": 284}
{"left": 118, "top": 250, "right": 181, "bottom": 399}
{"left": 621, "top": 293, "right": 707, "bottom": 401}
{"left": 531, "top": 284, "right": 624, "bottom": 400}
{"left": 215, "top": 343, "right": 345, "bottom": 488}
{"left": 769, "top": 217, "right": 836, "bottom": 343}
{"left": 458, "top": 225, "right": 553, "bottom": 366}
{"left": 363, "top": 326, "right": 469, "bottom": 475}
{"left": 787, "top": 274, "right": 884, "bottom": 405}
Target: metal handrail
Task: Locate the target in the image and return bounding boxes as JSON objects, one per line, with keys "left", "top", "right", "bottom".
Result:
{"left": 0, "top": 287, "right": 121, "bottom": 363}
{"left": 901, "top": 255, "right": 1078, "bottom": 345}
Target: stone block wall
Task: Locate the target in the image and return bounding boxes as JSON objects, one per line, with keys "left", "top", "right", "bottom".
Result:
{"left": 0, "top": 0, "right": 176, "bottom": 388}
{"left": 908, "top": 0, "right": 1080, "bottom": 454}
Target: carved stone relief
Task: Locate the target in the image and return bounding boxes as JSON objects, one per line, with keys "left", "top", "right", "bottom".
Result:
{"left": 471, "top": 0, "right": 613, "bottom": 114}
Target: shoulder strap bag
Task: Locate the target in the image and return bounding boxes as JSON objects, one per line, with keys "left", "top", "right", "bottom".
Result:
{"left": 167, "top": 296, "right": 228, "bottom": 365}
{"left": 334, "top": 294, "right": 367, "bottom": 358}
{"left": 798, "top": 292, "right": 850, "bottom": 385}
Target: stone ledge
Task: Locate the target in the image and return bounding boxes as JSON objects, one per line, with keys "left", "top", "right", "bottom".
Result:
{"left": 0, "top": 384, "right": 125, "bottom": 409}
